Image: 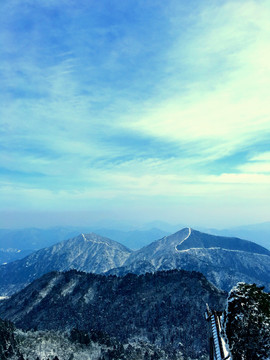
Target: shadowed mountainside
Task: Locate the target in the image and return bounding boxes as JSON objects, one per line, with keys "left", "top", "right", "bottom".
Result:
{"left": 0, "top": 269, "right": 227, "bottom": 360}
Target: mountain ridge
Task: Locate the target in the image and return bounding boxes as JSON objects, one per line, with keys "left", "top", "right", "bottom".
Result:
{"left": 0, "top": 227, "right": 269, "bottom": 295}
{"left": 112, "top": 227, "right": 270, "bottom": 291}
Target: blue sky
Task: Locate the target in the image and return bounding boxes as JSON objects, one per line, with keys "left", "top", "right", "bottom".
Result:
{"left": 1, "top": 0, "right": 270, "bottom": 228}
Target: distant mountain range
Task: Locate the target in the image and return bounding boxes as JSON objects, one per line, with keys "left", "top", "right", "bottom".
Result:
{"left": 91, "top": 227, "right": 169, "bottom": 250}
{"left": 0, "top": 221, "right": 269, "bottom": 264}
{"left": 0, "top": 227, "right": 80, "bottom": 250}
{"left": 0, "top": 269, "right": 227, "bottom": 360}
{"left": 0, "top": 228, "right": 269, "bottom": 295}
{"left": 0, "top": 226, "right": 169, "bottom": 264}
{"left": 0, "top": 248, "right": 32, "bottom": 265}
{"left": 204, "top": 222, "right": 270, "bottom": 250}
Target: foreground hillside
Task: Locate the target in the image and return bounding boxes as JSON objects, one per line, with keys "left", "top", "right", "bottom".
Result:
{"left": 110, "top": 228, "right": 270, "bottom": 291}
{"left": 0, "top": 269, "right": 227, "bottom": 359}
{"left": 1, "top": 280, "right": 269, "bottom": 360}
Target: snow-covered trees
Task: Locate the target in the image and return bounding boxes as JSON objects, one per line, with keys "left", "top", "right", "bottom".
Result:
{"left": 222, "top": 283, "right": 270, "bottom": 360}
{"left": 0, "top": 319, "right": 17, "bottom": 359}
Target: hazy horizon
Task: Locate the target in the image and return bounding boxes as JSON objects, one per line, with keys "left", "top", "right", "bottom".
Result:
{"left": 0, "top": 211, "right": 270, "bottom": 231}
{"left": 1, "top": 1, "right": 270, "bottom": 229}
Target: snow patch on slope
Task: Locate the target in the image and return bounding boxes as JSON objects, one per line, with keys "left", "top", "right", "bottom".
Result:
{"left": 84, "top": 287, "right": 96, "bottom": 303}
{"left": 28, "top": 275, "right": 62, "bottom": 313}
{"left": 61, "top": 279, "right": 78, "bottom": 296}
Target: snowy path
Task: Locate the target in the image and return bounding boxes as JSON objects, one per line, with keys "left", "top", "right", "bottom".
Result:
{"left": 81, "top": 233, "right": 110, "bottom": 247}
{"left": 175, "top": 227, "right": 191, "bottom": 252}
{"left": 211, "top": 315, "right": 223, "bottom": 360}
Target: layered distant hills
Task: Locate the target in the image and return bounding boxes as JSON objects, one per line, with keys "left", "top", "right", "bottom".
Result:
{"left": 0, "top": 248, "right": 32, "bottom": 265}
{"left": 206, "top": 222, "right": 270, "bottom": 250}
{"left": 1, "top": 221, "right": 269, "bottom": 256}
{"left": 0, "top": 227, "right": 169, "bottom": 264}
{"left": 0, "top": 227, "right": 269, "bottom": 295}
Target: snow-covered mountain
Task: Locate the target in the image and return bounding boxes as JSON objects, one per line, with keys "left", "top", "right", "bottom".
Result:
{"left": 0, "top": 227, "right": 269, "bottom": 296}
{"left": 0, "top": 233, "right": 132, "bottom": 296}
{"left": 108, "top": 228, "right": 270, "bottom": 291}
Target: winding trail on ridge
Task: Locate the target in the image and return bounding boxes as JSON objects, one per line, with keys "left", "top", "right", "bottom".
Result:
{"left": 175, "top": 227, "right": 191, "bottom": 252}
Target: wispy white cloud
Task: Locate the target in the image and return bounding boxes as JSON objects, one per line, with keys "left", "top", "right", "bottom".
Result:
{"left": 238, "top": 162, "right": 270, "bottom": 174}
{"left": 250, "top": 152, "right": 270, "bottom": 162}
{"left": 126, "top": 0, "right": 270, "bottom": 162}
{"left": 236, "top": 151, "right": 270, "bottom": 174}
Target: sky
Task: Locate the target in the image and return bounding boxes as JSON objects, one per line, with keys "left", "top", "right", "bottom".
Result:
{"left": 0, "top": 0, "right": 270, "bottom": 229}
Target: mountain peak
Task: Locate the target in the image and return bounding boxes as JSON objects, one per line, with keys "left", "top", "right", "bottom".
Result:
{"left": 173, "top": 228, "right": 270, "bottom": 255}
{"left": 79, "top": 233, "right": 132, "bottom": 253}
{"left": 121, "top": 227, "right": 270, "bottom": 291}
{"left": 81, "top": 232, "right": 108, "bottom": 244}
{"left": 0, "top": 232, "right": 132, "bottom": 296}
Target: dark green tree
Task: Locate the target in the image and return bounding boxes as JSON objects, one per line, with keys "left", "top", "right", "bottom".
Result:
{"left": 223, "top": 283, "right": 270, "bottom": 360}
